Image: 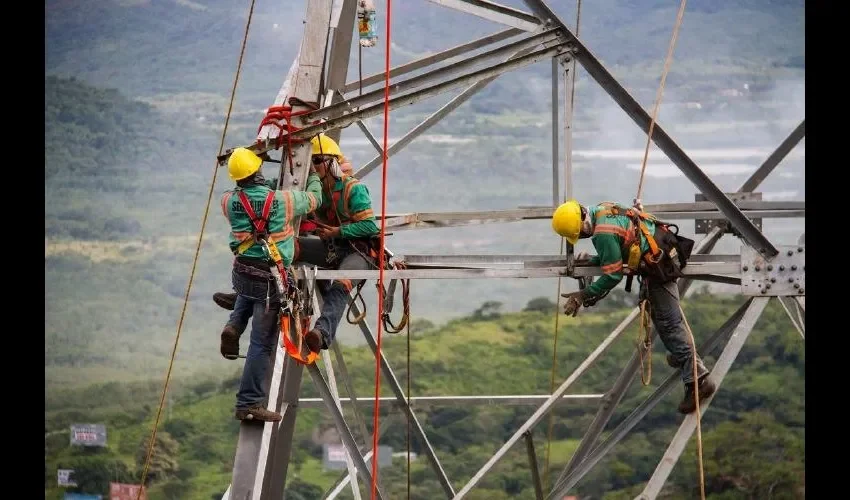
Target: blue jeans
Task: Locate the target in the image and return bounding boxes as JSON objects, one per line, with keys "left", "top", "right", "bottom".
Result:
{"left": 295, "top": 236, "right": 374, "bottom": 347}
{"left": 642, "top": 278, "right": 709, "bottom": 384}
{"left": 227, "top": 268, "right": 280, "bottom": 410}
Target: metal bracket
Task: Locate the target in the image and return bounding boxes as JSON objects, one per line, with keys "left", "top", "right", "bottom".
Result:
{"left": 740, "top": 244, "right": 805, "bottom": 296}
{"left": 695, "top": 192, "right": 763, "bottom": 235}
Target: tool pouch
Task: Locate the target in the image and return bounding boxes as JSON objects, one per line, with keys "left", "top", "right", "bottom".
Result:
{"left": 640, "top": 223, "right": 694, "bottom": 283}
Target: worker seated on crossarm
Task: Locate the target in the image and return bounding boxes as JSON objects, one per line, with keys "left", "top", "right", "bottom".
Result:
{"left": 552, "top": 199, "right": 717, "bottom": 414}
{"left": 217, "top": 147, "right": 322, "bottom": 423}
{"left": 214, "top": 134, "right": 379, "bottom": 355}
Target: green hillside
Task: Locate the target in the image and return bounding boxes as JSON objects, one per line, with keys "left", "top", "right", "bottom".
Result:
{"left": 45, "top": 292, "right": 804, "bottom": 499}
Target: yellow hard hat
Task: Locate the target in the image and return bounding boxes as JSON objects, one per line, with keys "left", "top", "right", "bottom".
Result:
{"left": 311, "top": 134, "right": 342, "bottom": 158}
{"left": 228, "top": 147, "right": 263, "bottom": 181}
{"left": 551, "top": 199, "right": 584, "bottom": 245}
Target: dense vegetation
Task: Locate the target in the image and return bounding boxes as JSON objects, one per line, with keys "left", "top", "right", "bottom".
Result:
{"left": 45, "top": 292, "right": 804, "bottom": 499}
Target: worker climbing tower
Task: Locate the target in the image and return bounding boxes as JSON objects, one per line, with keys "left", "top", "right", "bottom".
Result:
{"left": 205, "top": 0, "right": 805, "bottom": 498}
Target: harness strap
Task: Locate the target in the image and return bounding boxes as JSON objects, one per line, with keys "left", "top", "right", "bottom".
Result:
{"left": 236, "top": 191, "right": 276, "bottom": 255}
{"left": 594, "top": 205, "right": 663, "bottom": 261}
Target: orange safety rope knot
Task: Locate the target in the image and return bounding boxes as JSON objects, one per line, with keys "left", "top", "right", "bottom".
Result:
{"left": 257, "top": 97, "right": 321, "bottom": 175}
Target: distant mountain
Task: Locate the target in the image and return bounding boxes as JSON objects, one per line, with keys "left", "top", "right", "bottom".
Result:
{"left": 45, "top": 0, "right": 804, "bottom": 104}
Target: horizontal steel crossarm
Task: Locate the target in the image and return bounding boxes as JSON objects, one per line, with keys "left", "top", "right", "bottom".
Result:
{"left": 548, "top": 298, "right": 755, "bottom": 497}
{"left": 342, "top": 28, "right": 524, "bottom": 93}
{"left": 379, "top": 202, "right": 804, "bottom": 230}
{"left": 304, "top": 29, "right": 562, "bottom": 123}
{"left": 520, "top": 0, "right": 779, "bottom": 258}
{"left": 291, "top": 261, "right": 741, "bottom": 280}
{"left": 426, "top": 0, "right": 540, "bottom": 32}
{"left": 298, "top": 394, "right": 605, "bottom": 408}
{"left": 636, "top": 297, "right": 770, "bottom": 500}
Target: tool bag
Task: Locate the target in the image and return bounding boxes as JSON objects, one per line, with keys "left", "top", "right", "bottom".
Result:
{"left": 594, "top": 203, "right": 695, "bottom": 284}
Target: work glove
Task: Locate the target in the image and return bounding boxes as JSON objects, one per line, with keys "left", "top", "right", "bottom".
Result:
{"left": 561, "top": 290, "right": 586, "bottom": 317}
{"left": 574, "top": 251, "right": 591, "bottom": 262}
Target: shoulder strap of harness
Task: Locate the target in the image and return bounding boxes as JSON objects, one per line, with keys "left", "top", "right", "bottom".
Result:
{"left": 593, "top": 203, "right": 663, "bottom": 260}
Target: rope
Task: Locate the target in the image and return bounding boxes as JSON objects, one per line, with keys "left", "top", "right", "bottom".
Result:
{"left": 679, "top": 304, "right": 706, "bottom": 500}
{"left": 406, "top": 309, "right": 411, "bottom": 499}
{"left": 370, "top": 0, "right": 392, "bottom": 496}
{"left": 637, "top": 298, "right": 653, "bottom": 385}
{"left": 634, "top": 0, "right": 688, "bottom": 204}
{"left": 135, "top": 0, "right": 256, "bottom": 496}
{"left": 543, "top": 0, "right": 581, "bottom": 490}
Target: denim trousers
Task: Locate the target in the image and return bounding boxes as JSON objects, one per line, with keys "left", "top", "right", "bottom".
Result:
{"left": 295, "top": 236, "right": 374, "bottom": 348}
{"left": 227, "top": 268, "right": 280, "bottom": 410}
{"left": 641, "top": 278, "right": 709, "bottom": 385}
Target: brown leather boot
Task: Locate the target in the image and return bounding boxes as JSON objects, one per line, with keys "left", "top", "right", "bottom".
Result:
{"left": 678, "top": 375, "right": 717, "bottom": 414}
{"left": 234, "top": 405, "right": 282, "bottom": 422}
{"left": 213, "top": 292, "right": 237, "bottom": 311}
{"left": 305, "top": 328, "right": 325, "bottom": 353}
{"left": 220, "top": 324, "right": 241, "bottom": 360}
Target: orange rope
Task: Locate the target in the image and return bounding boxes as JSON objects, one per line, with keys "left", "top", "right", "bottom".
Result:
{"left": 634, "top": 0, "right": 688, "bottom": 204}
{"left": 370, "top": 0, "right": 392, "bottom": 496}
{"left": 135, "top": 0, "right": 256, "bottom": 497}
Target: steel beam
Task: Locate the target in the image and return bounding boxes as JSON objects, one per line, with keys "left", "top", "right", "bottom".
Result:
{"left": 353, "top": 27, "right": 562, "bottom": 179}
{"left": 350, "top": 302, "right": 457, "bottom": 497}
{"left": 305, "top": 363, "right": 386, "bottom": 500}
{"left": 548, "top": 299, "right": 754, "bottom": 497}
{"left": 298, "top": 394, "right": 604, "bottom": 408}
{"left": 323, "top": 334, "right": 362, "bottom": 499}
{"left": 291, "top": 262, "right": 740, "bottom": 280}
{"left": 778, "top": 296, "right": 805, "bottom": 340}
{"left": 524, "top": 431, "right": 545, "bottom": 500}
{"left": 451, "top": 307, "right": 641, "bottom": 498}
{"left": 427, "top": 0, "right": 540, "bottom": 32}
{"left": 342, "top": 28, "right": 523, "bottom": 93}
{"left": 305, "top": 30, "right": 562, "bottom": 123}
{"left": 551, "top": 57, "right": 559, "bottom": 207}
{"left": 520, "top": 0, "right": 779, "bottom": 258}
{"left": 636, "top": 297, "right": 769, "bottom": 500}
{"left": 740, "top": 120, "right": 805, "bottom": 193}
{"left": 324, "top": 419, "right": 396, "bottom": 500}
{"left": 323, "top": 0, "right": 358, "bottom": 144}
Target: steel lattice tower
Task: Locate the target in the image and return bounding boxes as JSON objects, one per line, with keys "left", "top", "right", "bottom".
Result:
{"left": 216, "top": 1, "right": 805, "bottom": 498}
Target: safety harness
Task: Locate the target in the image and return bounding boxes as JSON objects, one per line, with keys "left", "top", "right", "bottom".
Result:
{"left": 235, "top": 190, "right": 319, "bottom": 365}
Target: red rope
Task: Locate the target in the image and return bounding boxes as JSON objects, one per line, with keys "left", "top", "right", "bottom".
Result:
{"left": 370, "top": 0, "right": 391, "bottom": 497}
{"left": 257, "top": 97, "right": 320, "bottom": 174}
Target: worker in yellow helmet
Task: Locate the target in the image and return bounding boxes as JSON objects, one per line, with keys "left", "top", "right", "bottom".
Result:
{"left": 552, "top": 199, "right": 716, "bottom": 414}
{"left": 214, "top": 135, "right": 379, "bottom": 356}
{"left": 217, "top": 147, "right": 322, "bottom": 423}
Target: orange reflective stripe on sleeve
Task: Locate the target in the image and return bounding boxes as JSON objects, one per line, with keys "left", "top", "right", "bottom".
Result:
{"left": 342, "top": 178, "right": 358, "bottom": 220}
{"left": 594, "top": 224, "right": 629, "bottom": 239}
{"left": 602, "top": 260, "right": 624, "bottom": 274}
{"left": 349, "top": 209, "right": 374, "bottom": 222}
{"left": 221, "top": 192, "right": 233, "bottom": 219}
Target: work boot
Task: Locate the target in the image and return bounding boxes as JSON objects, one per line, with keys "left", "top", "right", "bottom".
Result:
{"left": 305, "top": 328, "right": 325, "bottom": 354}
{"left": 213, "top": 292, "right": 237, "bottom": 311}
{"left": 220, "top": 324, "right": 241, "bottom": 360}
{"left": 234, "top": 405, "right": 282, "bottom": 422}
{"left": 678, "top": 375, "right": 717, "bottom": 414}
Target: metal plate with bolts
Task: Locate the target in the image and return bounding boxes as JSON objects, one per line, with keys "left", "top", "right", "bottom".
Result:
{"left": 740, "top": 244, "right": 805, "bottom": 296}
{"left": 695, "top": 192, "right": 763, "bottom": 234}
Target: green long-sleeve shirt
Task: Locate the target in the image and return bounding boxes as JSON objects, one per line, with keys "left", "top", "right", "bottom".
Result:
{"left": 316, "top": 175, "right": 379, "bottom": 239}
{"left": 585, "top": 202, "right": 657, "bottom": 298}
{"left": 221, "top": 172, "right": 323, "bottom": 265}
